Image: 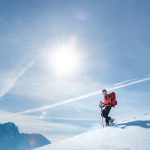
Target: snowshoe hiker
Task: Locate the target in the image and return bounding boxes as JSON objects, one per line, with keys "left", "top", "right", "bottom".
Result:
{"left": 99, "top": 89, "right": 117, "bottom": 126}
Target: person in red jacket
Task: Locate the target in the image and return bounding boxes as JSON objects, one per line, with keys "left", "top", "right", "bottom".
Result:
{"left": 100, "top": 89, "right": 114, "bottom": 126}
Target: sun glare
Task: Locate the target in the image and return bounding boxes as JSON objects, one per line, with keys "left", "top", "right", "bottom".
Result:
{"left": 49, "top": 42, "right": 81, "bottom": 77}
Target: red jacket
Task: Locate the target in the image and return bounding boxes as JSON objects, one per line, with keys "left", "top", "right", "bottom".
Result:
{"left": 103, "top": 94, "right": 111, "bottom": 106}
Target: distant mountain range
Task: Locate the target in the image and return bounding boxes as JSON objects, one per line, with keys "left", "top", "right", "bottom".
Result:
{"left": 0, "top": 122, "right": 51, "bottom": 150}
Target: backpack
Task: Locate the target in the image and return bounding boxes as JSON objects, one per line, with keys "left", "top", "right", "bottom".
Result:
{"left": 109, "top": 92, "right": 117, "bottom": 107}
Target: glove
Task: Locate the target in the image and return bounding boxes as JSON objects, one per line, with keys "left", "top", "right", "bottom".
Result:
{"left": 99, "top": 104, "right": 103, "bottom": 108}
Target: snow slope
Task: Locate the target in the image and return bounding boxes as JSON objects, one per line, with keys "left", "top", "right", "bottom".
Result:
{"left": 35, "top": 113, "right": 150, "bottom": 150}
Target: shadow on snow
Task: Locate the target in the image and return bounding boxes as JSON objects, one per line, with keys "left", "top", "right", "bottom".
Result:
{"left": 117, "top": 120, "right": 150, "bottom": 129}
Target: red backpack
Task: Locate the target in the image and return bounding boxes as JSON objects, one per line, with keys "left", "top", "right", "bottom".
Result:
{"left": 109, "top": 92, "right": 117, "bottom": 107}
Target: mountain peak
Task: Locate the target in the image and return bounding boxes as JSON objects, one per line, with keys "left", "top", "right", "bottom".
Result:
{"left": 0, "top": 122, "right": 51, "bottom": 150}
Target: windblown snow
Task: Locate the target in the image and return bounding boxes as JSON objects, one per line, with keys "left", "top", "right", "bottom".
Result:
{"left": 36, "top": 113, "right": 150, "bottom": 150}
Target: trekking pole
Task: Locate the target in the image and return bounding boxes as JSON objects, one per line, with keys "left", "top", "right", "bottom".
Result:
{"left": 100, "top": 101, "right": 104, "bottom": 128}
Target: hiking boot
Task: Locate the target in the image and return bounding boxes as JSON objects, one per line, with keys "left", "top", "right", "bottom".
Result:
{"left": 110, "top": 118, "right": 114, "bottom": 122}
{"left": 109, "top": 118, "right": 115, "bottom": 126}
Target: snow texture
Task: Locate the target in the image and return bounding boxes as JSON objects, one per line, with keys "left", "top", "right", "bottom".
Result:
{"left": 36, "top": 113, "right": 150, "bottom": 150}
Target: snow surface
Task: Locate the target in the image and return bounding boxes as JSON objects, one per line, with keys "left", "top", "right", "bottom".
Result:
{"left": 35, "top": 113, "right": 150, "bottom": 150}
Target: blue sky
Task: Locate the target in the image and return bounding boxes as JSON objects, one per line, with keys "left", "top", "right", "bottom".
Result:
{"left": 0, "top": 0, "right": 150, "bottom": 141}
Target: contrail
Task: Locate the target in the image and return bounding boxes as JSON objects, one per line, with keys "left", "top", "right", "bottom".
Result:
{"left": 0, "top": 62, "right": 34, "bottom": 98}
{"left": 108, "top": 76, "right": 150, "bottom": 91}
{"left": 114, "top": 78, "right": 137, "bottom": 86}
{"left": 17, "top": 75, "right": 150, "bottom": 114}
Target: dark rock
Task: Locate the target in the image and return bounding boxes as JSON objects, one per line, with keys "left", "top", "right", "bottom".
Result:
{"left": 0, "top": 122, "right": 51, "bottom": 150}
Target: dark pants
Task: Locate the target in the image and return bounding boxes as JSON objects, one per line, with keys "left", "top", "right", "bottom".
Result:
{"left": 101, "top": 106, "right": 112, "bottom": 125}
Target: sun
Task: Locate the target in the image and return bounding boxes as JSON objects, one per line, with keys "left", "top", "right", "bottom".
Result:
{"left": 49, "top": 42, "right": 81, "bottom": 77}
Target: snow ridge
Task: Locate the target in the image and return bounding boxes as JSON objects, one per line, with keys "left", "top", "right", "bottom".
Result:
{"left": 36, "top": 113, "right": 150, "bottom": 150}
